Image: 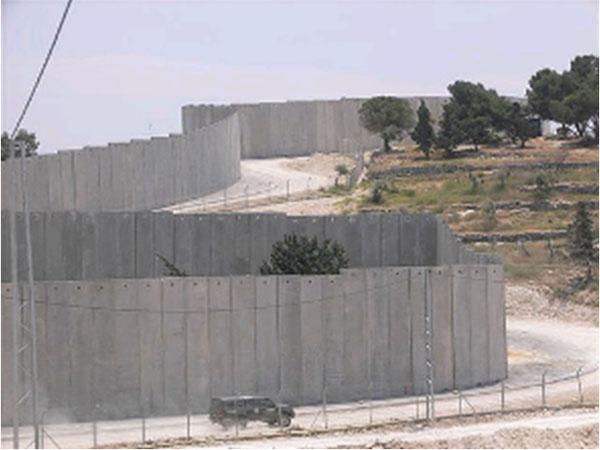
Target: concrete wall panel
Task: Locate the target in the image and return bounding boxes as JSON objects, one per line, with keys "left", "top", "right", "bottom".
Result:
{"left": 300, "top": 276, "right": 324, "bottom": 404}
{"left": 381, "top": 215, "right": 400, "bottom": 267}
{"left": 366, "top": 268, "right": 391, "bottom": 397}
{"left": 68, "top": 282, "right": 94, "bottom": 419}
{"left": 135, "top": 212, "right": 155, "bottom": 278}
{"left": 1, "top": 285, "right": 14, "bottom": 424}
{"left": 153, "top": 212, "right": 174, "bottom": 277}
{"left": 62, "top": 212, "right": 83, "bottom": 280}
{"left": 138, "top": 279, "right": 164, "bottom": 416}
{"left": 430, "top": 267, "right": 453, "bottom": 391}
{"left": 322, "top": 274, "right": 345, "bottom": 401}
{"left": 324, "top": 216, "right": 361, "bottom": 268}
{"left": 343, "top": 269, "right": 368, "bottom": 399}
{"left": 255, "top": 276, "right": 279, "bottom": 396}
{"left": 469, "top": 266, "right": 489, "bottom": 386}
{"left": 487, "top": 266, "right": 507, "bottom": 381}
{"left": 80, "top": 212, "right": 98, "bottom": 281}
{"left": 1, "top": 212, "right": 10, "bottom": 287}
{"left": 208, "top": 277, "right": 233, "bottom": 396}
{"left": 58, "top": 151, "right": 76, "bottom": 210}
{"left": 400, "top": 215, "right": 419, "bottom": 266}
{"left": 362, "top": 215, "right": 381, "bottom": 267}
{"left": 278, "top": 276, "right": 302, "bottom": 403}
{"left": 388, "top": 267, "right": 412, "bottom": 396}
{"left": 452, "top": 266, "right": 472, "bottom": 390}
{"left": 409, "top": 268, "right": 426, "bottom": 394}
{"left": 97, "top": 146, "right": 112, "bottom": 212}
{"left": 162, "top": 278, "right": 186, "bottom": 414}
{"left": 45, "top": 283, "right": 72, "bottom": 416}
{"left": 185, "top": 278, "right": 211, "bottom": 412}
{"left": 173, "top": 214, "right": 197, "bottom": 275}
{"left": 231, "top": 276, "right": 257, "bottom": 395}
{"left": 29, "top": 212, "right": 46, "bottom": 280}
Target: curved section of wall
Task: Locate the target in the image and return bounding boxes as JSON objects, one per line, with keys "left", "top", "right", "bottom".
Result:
{"left": 0, "top": 211, "right": 502, "bottom": 282}
{"left": 182, "top": 97, "right": 449, "bottom": 158}
{"left": 1, "top": 265, "right": 507, "bottom": 425}
{"left": 1, "top": 113, "right": 241, "bottom": 212}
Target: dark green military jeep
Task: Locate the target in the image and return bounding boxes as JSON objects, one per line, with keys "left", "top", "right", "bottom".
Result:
{"left": 209, "top": 396, "right": 295, "bottom": 428}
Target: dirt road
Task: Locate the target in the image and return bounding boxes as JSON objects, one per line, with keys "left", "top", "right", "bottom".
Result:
{"left": 163, "top": 154, "right": 354, "bottom": 215}
{"left": 2, "top": 317, "right": 596, "bottom": 449}
{"left": 213, "top": 410, "right": 599, "bottom": 449}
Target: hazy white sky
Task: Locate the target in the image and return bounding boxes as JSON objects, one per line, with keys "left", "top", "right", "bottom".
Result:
{"left": 2, "top": 0, "right": 598, "bottom": 154}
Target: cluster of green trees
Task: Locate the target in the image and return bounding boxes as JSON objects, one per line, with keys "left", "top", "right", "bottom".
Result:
{"left": 359, "top": 54, "right": 598, "bottom": 159}
{"left": 527, "top": 55, "right": 598, "bottom": 139}
{"left": 1, "top": 129, "right": 39, "bottom": 161}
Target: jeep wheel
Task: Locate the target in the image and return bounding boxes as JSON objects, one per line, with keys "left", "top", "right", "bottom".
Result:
{"left": 280, "top": 416, "right": 291, "bottom": 427}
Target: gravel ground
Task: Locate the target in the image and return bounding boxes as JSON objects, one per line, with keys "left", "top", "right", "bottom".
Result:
{"left": 345, "top": 423, "right": 599, "bottom": 449}
{"left": 506, "top": 283, "right": 599, "bottom": 325}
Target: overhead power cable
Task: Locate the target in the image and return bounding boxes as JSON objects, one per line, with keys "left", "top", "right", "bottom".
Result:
{"left": 10, "top": 0, "right": 74, "bottom": 139}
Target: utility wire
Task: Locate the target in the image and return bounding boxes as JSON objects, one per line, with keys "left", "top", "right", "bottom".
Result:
{"left": 10, "top": 0, "right": 74, "bottom": 140}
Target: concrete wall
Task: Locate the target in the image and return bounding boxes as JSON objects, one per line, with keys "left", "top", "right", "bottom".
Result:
{"left": 0, "top": 114, "right": 241, "bottom": 212}
{"left": 1, "top": 211, "right": 500, "bottom": 282}
{"left": 182, "top": 97, "right": 449, "bottom": 158}
{"left": 1, "top": 265, "right": 507, "bottom": 425}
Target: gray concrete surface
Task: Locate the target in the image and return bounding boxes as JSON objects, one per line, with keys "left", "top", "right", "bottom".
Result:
{"left": 1, "top": 265, "right": 505, "bottom": 425}
{"left": 1, "top": 114, "right": 241, "bottom": 212}
{"left": 182, "top": 97, "right": 450, "bottom": 158}
{"left": 1, "top": 212, "right": 499, "bottom": 283}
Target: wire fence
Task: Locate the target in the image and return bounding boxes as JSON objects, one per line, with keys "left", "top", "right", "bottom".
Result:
{"left": 6, "top": 363, "right": 596, "bottom": 449}
{"left": 167, "top": 149, "right": 366, "bottom": 214}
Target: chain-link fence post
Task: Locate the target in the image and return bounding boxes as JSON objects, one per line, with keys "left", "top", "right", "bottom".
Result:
{"left": 234, "top": 395, "right": 239, "bottom": 439}
{"left": 576, "top": 367, "right": 583, "bottom": 404}
{"left": 186, "top": 410, "right": 191, "bottom": 440}
{"left": 277, "top": 391, "right": 283, "bottom": 432}
{"left": 368, "top": 381, "right": 373, "bottom": 425}
{"left": 245, "top": 185, "right": 249, "bottom": 208}
{"left": 424, "top": 269, "right": 435, "bottom": 421}
{"left": 322, "top": 387, "right": 328, "bottom": 429}
{"left": 286, "top": 180, "right": 290, "bottom": 199}
{"left": 415, "top": 395, "right": 420, "bottom": 419}
{"left": 541, "top": 370, "right": 547, "bottom": 407}
{"left": 92, "top": 418, "right": 97, "bottom": 448}
{"left": 141, "top": 415, "right": 146, "bottom": 445}
{"left": 501, "top": 381, "right": 505, "bottom": 411}
{"left": 41, "top": 411, "right": 45, "bottom": 449}
{"left": 458, "top": 390, "right": 462, "bottom": 416}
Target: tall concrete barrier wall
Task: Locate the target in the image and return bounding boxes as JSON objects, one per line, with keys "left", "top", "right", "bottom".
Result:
{"left": 1, "top": 265, "right": 507, "bottom": 425}
{"left": 182, "top": 97, "right": 449, "bottom": 158}
{"left": 1, "top": 212, "right": 499, "bottom": 282}
{"left": 1, "top": 114, "right": 241, "bottom": 213}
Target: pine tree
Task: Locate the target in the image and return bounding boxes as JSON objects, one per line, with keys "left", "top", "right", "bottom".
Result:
{"left": 260, "top": 234, "right": 349, "bottom": 275}
{"left": 567, "top": 202, "right": 596, "bottom": 282}
{"left": 410, "top": 100, "right": 435, "bottom": 159}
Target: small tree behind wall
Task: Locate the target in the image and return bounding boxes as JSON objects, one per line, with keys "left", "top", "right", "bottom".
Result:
{"left": 358, "top": 96, "right": 415, "bottom": 153}
{"left": 260, "top": 234, "right": 349, "bottom": 275}
{"left": 410, "top": 100, "right": 435, "bottom": 159}
{"left": 567, "top": 202, "right": 596, "bottom": 282}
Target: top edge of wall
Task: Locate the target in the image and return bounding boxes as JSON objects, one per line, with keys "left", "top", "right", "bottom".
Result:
{"left": 181, "top": 96, "right": 455, "bottom": 109}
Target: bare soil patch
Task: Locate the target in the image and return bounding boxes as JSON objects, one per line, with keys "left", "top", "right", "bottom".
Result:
{"left": 506, "top": 282, "right": 598, "bottom": 325}
{"left": 347, "top": 423, "right": 598, "bottom": 449}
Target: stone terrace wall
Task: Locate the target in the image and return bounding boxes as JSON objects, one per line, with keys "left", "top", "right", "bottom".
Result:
{"left": 1, "top": 114, "right": 241, "bottom": 213}
{"left": 1, "top": 211, "right": 501, "bottom": 283}
{"left": 1, "top": 265, "right": 507, "bottom": 425}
